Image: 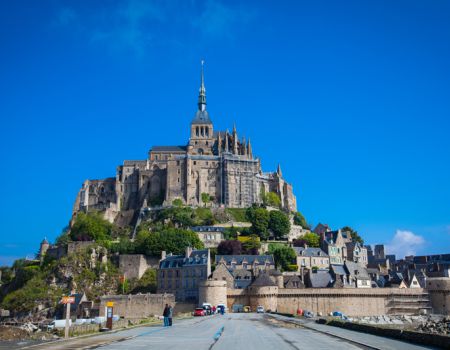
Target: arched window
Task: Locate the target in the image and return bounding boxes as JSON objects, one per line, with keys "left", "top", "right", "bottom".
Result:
{"left": 196, "top": 126, "right": 199, "bottom": 136}
{"left": 205, "top": 127, "right": 209, "bottom": 137}
{"left": 201, "top": 126, "right": 204, "bottom": 136}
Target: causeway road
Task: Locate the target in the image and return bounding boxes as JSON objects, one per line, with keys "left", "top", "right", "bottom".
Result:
{"left": 18, "top": 313, "right": 436, "bottom": 350}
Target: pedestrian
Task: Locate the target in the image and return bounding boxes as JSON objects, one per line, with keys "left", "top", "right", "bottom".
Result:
{"left": 168, "top": 305, "right": 173, "bottom": 327}
{"left": 163, "top": 304, "right": 169, "bottom": 327}
{"left": 212, "top": 306, "right": 216, "bottom": 314}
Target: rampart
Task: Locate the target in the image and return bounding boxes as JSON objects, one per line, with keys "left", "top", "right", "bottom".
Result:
{"left": 226, "top": 288, "right": 431, "bottom": 316}
{"left": 99, "top": 293, "right": 174, "bottom": 319}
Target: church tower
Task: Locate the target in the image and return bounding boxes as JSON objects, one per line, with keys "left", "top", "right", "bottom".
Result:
{"left": 189, "top": 61, "right": 214, "bottom": 155}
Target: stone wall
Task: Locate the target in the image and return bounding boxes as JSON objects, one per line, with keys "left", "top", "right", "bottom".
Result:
{"left": 99, "top": 294, "right": 174, "bottom": 319}
{"left": 276, "top": 289, "right": 430, "bottom": 316}
{"left": 224, "top": 288, "right": 431, "bottom": 316}
{"left": 119, "top": 254, "right": 159, "bottom": 280}
{"left": 426, "top": 277, "right": 450, "bottom": 315}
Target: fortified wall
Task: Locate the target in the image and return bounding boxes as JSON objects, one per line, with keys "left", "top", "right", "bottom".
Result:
{"left": 99, "top": 293, "right": 174, "bottom": 319}
{"left": 223, "top": 288, "right": 433, "bottom": 316}
{"left": 426, "top": 278, "right": 450, "bottom": 315}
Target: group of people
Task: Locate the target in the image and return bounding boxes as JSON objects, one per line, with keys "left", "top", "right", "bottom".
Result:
{"left": 162, "top": 304, "right": 173, "bottom": 327}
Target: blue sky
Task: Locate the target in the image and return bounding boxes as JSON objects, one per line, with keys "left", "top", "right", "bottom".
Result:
{"left": 0, "top": 0, "right": 449, "bottom": 265}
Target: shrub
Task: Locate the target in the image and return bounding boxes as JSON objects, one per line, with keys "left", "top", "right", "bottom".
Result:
{"left": 217, "top": 240, "right": 243, "bottom": 255}
{"left": 225, "top": 208, "right": 249, "bottom": 222}
{"left": 70, "top": 212, "right": 113, "bottom": 241}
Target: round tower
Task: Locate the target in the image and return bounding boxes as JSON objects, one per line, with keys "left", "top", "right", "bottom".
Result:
{"left": 39, "top": 238, "right": 50, "bottom": 259}
{"left": 198, "top": 280, "right": 227, "bottom": 307}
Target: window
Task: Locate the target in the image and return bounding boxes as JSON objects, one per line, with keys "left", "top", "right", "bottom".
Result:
{"left": 178, "top": 178, "right": 180, "bottom": 183}
{"left": 194, "top": 161, "right": 197, "bottom": 165}
{"left": 155, "top": 155, "right": 158, "bottom": 160}
{"left": 177, "top": 161, "right": 180, "bottom": 166}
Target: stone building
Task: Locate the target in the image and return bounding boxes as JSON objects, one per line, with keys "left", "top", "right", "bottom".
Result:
{"left": 72, "top": 63, "right": 297, "bottom": 225}
{"left": 157, "top": 248, "right": 211, "bottom": 302}
{"left": 345, "top": 241, "right": 368, "bottom": 267}
{"left": 293, "top": 246, "right": 329, "bottom": 270}
{"left": 190, "top": 226, "right": 225, "bottom": 248}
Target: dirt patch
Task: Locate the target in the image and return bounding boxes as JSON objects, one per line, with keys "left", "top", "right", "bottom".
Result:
{"left": 264, "top": 316, "right": 302, "bottom": 329}
{"left": 0, "top": 326, "right": 29, "bottom": 341}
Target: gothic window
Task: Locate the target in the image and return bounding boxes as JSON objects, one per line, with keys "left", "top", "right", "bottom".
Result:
{"left": 196, "top": 127, "right": 199, "bottom": 136}
{"left": 206, "top": 141, "right": 208, "bottom": 146}
{"left": 178, "top": 178, "right": 180, "bottom": 183}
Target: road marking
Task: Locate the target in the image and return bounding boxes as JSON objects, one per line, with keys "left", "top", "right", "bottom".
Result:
{"left": 213, "top": 326, "right": 224, "bottom": 341}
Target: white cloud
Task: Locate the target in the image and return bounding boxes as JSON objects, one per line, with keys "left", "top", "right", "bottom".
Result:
{"left": 386, "top": 230, "right": 425, "bottom": 258}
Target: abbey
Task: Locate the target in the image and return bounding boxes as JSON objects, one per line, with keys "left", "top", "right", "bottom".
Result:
{"left": 73, "top": 64, "right": 297, "bottom": 221}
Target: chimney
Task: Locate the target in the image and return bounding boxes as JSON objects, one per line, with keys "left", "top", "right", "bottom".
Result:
{"left": 161, "top": 251, "right": 166, "bottom": 260}
{"left": 186, "top": 246, "right": 192, "bottom": 258}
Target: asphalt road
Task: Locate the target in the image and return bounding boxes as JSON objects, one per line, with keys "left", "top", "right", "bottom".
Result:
{"left": 95, "top": 313, "right": 435, "bottom": 350}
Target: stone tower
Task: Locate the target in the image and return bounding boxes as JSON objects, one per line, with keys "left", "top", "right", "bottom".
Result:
{"left": 188, "top": 60, "right": 214, "bottom": 156}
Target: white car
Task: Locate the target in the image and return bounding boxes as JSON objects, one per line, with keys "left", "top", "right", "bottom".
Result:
{"left": 256, "top": 306, "right": 264, "bottom": 313}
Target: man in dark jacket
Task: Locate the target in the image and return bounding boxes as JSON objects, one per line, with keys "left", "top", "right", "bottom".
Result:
{"left": 163, "top": 304, "right": 169, "bottom": 327}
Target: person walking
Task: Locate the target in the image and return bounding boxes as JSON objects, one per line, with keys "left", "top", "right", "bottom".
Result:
{"left": 162, "top": 304, "right": 169, "bottom": 327}
{"left": 168, "top": 305, "right": 173, "bottom": 327}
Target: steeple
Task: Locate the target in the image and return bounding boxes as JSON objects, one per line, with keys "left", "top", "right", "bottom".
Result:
{"left": 198, "top": 60, "right": 206, "bottom": 112}
{"left": 277, "top": 164, "right": 283, "bottom": 177}
{"left": 191, "top": 60, "right": 212, "bottom": 126}
{"left": 225, "top": 129, "right": 229, "bottom": 152}
{"left": 247, "top": 138, "right": 253, "bottom": 159}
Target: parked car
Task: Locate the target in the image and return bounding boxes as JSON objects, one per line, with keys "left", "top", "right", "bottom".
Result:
{"left": 303, "top": 311, "right": 314, "bottom": 318}
{"left": 202, "top": 304, "right": 212, "bottom": 315}
{"left": 244, "top": 306, "right": 251, "bottom": 313}
{"left": 47, "top": 319, "right": 71, "bottom": 330}
{"left": 194, "top": 308, "right": 206, "bottom": 317}
{"left": 232, "top": 304, "right": 244, "bottom": 313}
{"left": 256, "top": 306, "right": 265, "bottom": 313}
{"left": 217, "top": 304, "right": 227, "bottom": 314}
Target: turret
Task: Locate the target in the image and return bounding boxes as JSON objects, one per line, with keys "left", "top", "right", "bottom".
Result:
{"left": 247, "top": 138, "right": 253, "bottom": 159}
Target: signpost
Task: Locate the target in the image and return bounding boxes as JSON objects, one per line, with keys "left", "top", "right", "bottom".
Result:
{"left": 106, "top": 301, "right": 114, "bottom": 330}
{"left": 61, "top": 296, "right": 75, "bottom": 339}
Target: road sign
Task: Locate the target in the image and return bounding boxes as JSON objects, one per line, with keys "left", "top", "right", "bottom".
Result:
{"left": 61, "top": 296, "right": 75, "bottom": 304}
{"left": 106, "top": 301, "right": 114, "bottom": 307}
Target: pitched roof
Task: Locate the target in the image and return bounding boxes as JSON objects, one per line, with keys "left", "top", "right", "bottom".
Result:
{"left": 250, "top": 273, "right": 276, "bottom": 287}
{"left": 344, "top": 261, "right": 370, "bottom": 280}
{"left": 331, "top": 264, "right": 346, "bottom": 275}
{"left": 308, "top": 271, "right": 333, "bottom": 288}
{"left": 190, "top": 226, "right": 226, "bottom": 233}
{"left": 293, "top": 247, "right": 328, "bottom": 257}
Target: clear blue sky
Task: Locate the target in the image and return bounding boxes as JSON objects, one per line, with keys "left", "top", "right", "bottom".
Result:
{"left": 1, "top": 1, "right": 449, "bottom": 265}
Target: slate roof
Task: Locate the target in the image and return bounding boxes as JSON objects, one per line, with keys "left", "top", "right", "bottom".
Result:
{"left": 250, "top": 273, "right": 276, "bottom": 287}
{"left": 151, "top": 146, "right": 187, "bottom": 153}
{"left": 344, "top": 261, "right": 370, "bottom": 280}
{"left": 308, "top": 271, "right": 333, "bottom": 288}
{"left": 293, "top": 247, "right": 328, "bottom": 257}
{"left": 191, "top": 110, "right": 212, "bottom": 124}
{"left": 331, "top": 264, "right": 346, "bottom": 275}
{"left": 160, "top": 249, "right": 209, "bottom": 269}
{"left": 215, "top": 255, "right": 274, "bottom": 266}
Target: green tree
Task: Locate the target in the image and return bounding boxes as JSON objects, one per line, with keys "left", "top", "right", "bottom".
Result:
{"left": 131, "top": 268, "right": 157, "bottom": 294}
{"left": 293, "top": 232, "right": 320, "bottom": 248}
{"left": 269, "top": 211, "right": 291, "bottom": 239}
{"left": 69, "top": 212, "right": 113, "bottom": 242}
{"left": 241, "top": 235, "right": 261, "bottom": 255}
{"left": 248, "top": 208, "right": 270, "bottom": 240}
{"left": 341, "top": 226, "right": 364, "bottom": 245}
{"left": 135, "top": 228, "right": 204, "bottom": 257}
{"left": 293, "top": 211, "right": 309, "bottom": 229}
{"left": 268, "top": 245, "right": 296, "bottom": 272}
{"left": 264, "top": 192, "right": 281, "bottom": 208}
{"left": 201, "top": 192, "right": 211, "bottom": 207}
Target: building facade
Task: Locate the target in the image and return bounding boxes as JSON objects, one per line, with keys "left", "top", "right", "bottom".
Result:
{"left": 72, "top": 63, "right": 297, "bottom": 225}
{"left": 157, "top": 248, "right": 211, "bottom": 302}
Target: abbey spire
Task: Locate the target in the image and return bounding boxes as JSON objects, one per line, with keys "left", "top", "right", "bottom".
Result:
{"left": 198, "top": 59, "right": 206, "bottom": 112}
